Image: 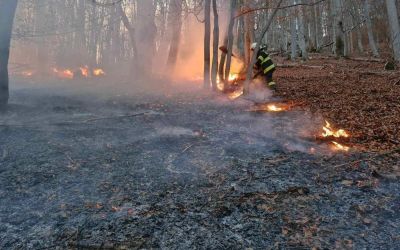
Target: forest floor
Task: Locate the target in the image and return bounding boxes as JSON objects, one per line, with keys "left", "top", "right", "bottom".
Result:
{"left": 275, "top": 54, "right": 400, "bottom": 151}
{"left": 0, "top": 62, "right": 399, "bottom": 249}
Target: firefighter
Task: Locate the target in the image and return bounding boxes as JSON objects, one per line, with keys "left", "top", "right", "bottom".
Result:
{"left": 251, "top": 43, "right": 276, "bottom": 90}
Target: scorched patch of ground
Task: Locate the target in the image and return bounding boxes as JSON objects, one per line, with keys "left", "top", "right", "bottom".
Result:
{"left": 0, "top": 81, "right": 399, "bottom": 249}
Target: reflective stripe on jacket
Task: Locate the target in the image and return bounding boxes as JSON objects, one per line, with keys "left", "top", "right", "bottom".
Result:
{"left": 256, "top": 49, "right": 275, "bottom": 74}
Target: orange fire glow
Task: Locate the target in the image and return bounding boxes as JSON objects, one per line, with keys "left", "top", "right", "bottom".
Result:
{"left": 248, "top": 103, "right": 291, "bottom": 112}
{"left": 331, "top": 141, "right": 350, "bottom": 151}
{"left": 216, "top": 73, "right": 240, "bottom": 92}
{"left": 322, "top": 120, "right": 349, "bottom": 138}
{"left": 321, "top": 120, "right": 350, "bottom": 151}
{"left": 93, "top": 68, "right": 105, "bottom": 76}
{"left": 52, "top": 68, "right": 74, "bottom": 79}
{"left": 228, "top": 88, "right": 244, "bottom": 100}
{"left": 21, "top": 70, "right": 34, "bottom": 77}
{"left": 80, "top": 66, "right": 89, "bottom": 77}
{"left": 228, "top": 73, "right": 239, "bottom": 82}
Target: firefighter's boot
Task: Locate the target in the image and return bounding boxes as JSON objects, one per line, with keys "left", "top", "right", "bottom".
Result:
{"left": 267, "top": 81, "right": 276, "bottom": 91}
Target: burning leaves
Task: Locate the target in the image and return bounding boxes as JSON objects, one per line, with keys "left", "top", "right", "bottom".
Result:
{"left": 53, "top": 66, "right": 106, "bottom": 79}
{"left": 322, "top": 120, "right": 349, "bottom": 138}
{"left": 320, "top": 120, "right": 351, "bottom": 152}
{"left": 52, "top": 67, "right": 74, "bottom": 79}
{"left": 93, "top": 68, "right": 106, "bottom": 76}
{"left": 16, "top": 66, "right": 106, "bottom": 79}
{"left": 79, "top": 66, "right": 89, "bottom": 77}
{"left": 248, "top": 102, "right": 294, "bottom": 113}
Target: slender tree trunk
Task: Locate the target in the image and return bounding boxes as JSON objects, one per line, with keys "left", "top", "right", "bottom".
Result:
{"left": 117, "top": 3, "right": 138, "bottom": 74}
{"left": 244, "top": 0, "right": 255, "bottom": 67}
{"left": 224, "top": 0, "right": 237, "bottom": 88}
{"left": 204, "top": 0, "right": 211, "bottom": 88}
{"left": 0, "top": 0, "right": 18, "bottom": 108}
{"left": 364, "top": 0, "right": 379, "bottom": 57}
{"left": 136, "top": 0, "right": 157, "bottom": 76}
{"left": 332, "top": 0, "right": 345, "bottom": 56}
{"left": 211, "top": 0, "right": 219, "bottom": 90}
{"left": 298, "top": 1, "right": 308, "bottom": 59}
{"left": 386, "top": 0, "right": 400, "bottom": 61}
{"left": 166, "top": 0, "right": 183, "bottom": 70}
{"left": 218, "top": 36, "right": 228, "bottom": 82}
{"left": 290, "top": 2, "right": 298, "bottom": 60}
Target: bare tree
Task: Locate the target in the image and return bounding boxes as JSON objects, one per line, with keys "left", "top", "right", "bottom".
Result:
{"left": 204, "top": 0, "right": 211, "bottom": 88}
{"left": 166, "top": 0, "right": 183, "bottom": 70}
{"left": 364, "top": 0, "right": 379, "bottom": 57}
{"left": 298, "top": 0, "right": 308, "bottom": 59}
{"left": 211, "top": 0, "right": 219, "bottom": 90}
{"left": 0, "top": 0, "right": 18, "bottom": 108}
{"left": 224, "top": 0, "right": 237, "bottom": 87}
{"left": 117, "top": 3, "right": 138, "bottom": 74}
{"left": 290, "top": 2, "right": 298, "bottom": 60}
{"left": 386, "top": 0, "right": 400, "bottom": 61}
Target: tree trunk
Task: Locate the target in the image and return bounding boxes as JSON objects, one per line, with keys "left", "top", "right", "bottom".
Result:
{"left": 204, "top": 0, "right": 211, "bottom": 88}
{"left": 166, "top": 0, "right": 183, "bottom": 71}
{"left": 332, "top": 0, "right": 345, "bottom": 56}
{"left": 117, "top": 3, "right": 138, "bottom": 74}
{"left": 364, "top": 0, "right": 379, "bottom": 57}
{"left": 244, "top": 0, "right": 255, "bottom": 67}
{"left": 136, "top": 0, "right": 157, "bottom": 76}
{"left": 211, "top": 0, "right": 219, "bottom": 90}
{"left": 0, "top": 0, "right": 18, "bottom": 108}
{"left": 385, "top": 0, "right": 400, "bottom": 61}
{"left": 290, "top": 2, "right": 298, "bottom": 60}
{"left": 224, "top": 0, "right": 237, "bottom": 88}
{"left": 218, "top": 36, "right": 228, "bottom": 82}
{"left": 298, "top": 1, "right": 308, "bottom": 60}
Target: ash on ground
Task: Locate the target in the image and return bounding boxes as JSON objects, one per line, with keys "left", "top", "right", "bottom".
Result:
{"left": 0, "top": 81, "right": 399, "bottom": 249}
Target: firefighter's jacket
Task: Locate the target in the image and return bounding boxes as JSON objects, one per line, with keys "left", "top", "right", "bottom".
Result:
{"left": 256, "top": 49, "right": 275, "bottom": 75}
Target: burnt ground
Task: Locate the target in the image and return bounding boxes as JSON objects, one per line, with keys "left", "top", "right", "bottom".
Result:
{"left": 0, "top": 80, "right": 399, "bottom": 249}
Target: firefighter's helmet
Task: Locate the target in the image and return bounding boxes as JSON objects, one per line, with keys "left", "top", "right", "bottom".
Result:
{"left": 251, "top": 43, "right": 267, "bottom": 50}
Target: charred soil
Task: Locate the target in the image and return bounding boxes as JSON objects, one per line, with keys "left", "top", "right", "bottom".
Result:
{"left": 0, "top": 81, "right": 399, "bottom": 249}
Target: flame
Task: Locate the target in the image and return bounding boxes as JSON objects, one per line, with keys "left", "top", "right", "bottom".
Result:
{"left": 322, "top": 120, "right": 349, "bottom": 138}
{"left": 267, "top": 104, "right": 284, "bottom": 112}
{"left": 93, "top": 68, "right": 105, "bottom": 76}
{"left": 331, "top": 141, "right": 350, "bottom": 151}
{"left": 52, "top": 67, "right": 74, "bottom": 79}
{"left": 228, "top": 88, "right": 244, "bottom": 100}
{"left": 248, "top": 103, "right": 291, "bottom": 112}
{"left": 21, "top": 70, "right": 34, "bottom": 77}
{"left": 216, "top": 73, "right": 239, "bottom": 92}
{"left": 228, "top": 73, "right": 239, "bottom": 82}
{"left": 321, "top": 120, "right": 350, "bottom": 151}
{"left": 80, "top": 66, "right": 89, "bottom": 77}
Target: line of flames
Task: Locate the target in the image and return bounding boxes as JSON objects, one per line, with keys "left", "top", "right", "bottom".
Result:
{"left": 19, "top": 66, "right": 105, "bottom": 79}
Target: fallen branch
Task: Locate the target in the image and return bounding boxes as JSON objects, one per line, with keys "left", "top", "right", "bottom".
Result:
{"left": 346, "top": 69, "right": 398, "bottom": 76}
{"left": 346, "top": 57, "right": 385, "bottom": 63}
{"left": 182, "top": 143, "right": 194, "bottom": 153}
{"left": 84, "top": 112, "right": 148, "bottom": 122}
{"left": 277, "top": 63, "right": 324, "bottom": 70}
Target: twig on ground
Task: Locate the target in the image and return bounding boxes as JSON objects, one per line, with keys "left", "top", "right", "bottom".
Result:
{"left": 84, "top": 112, "right": 148, "bottom": 122}
{"left": 182, "top": 143, "right": 194, "bottom": 153}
